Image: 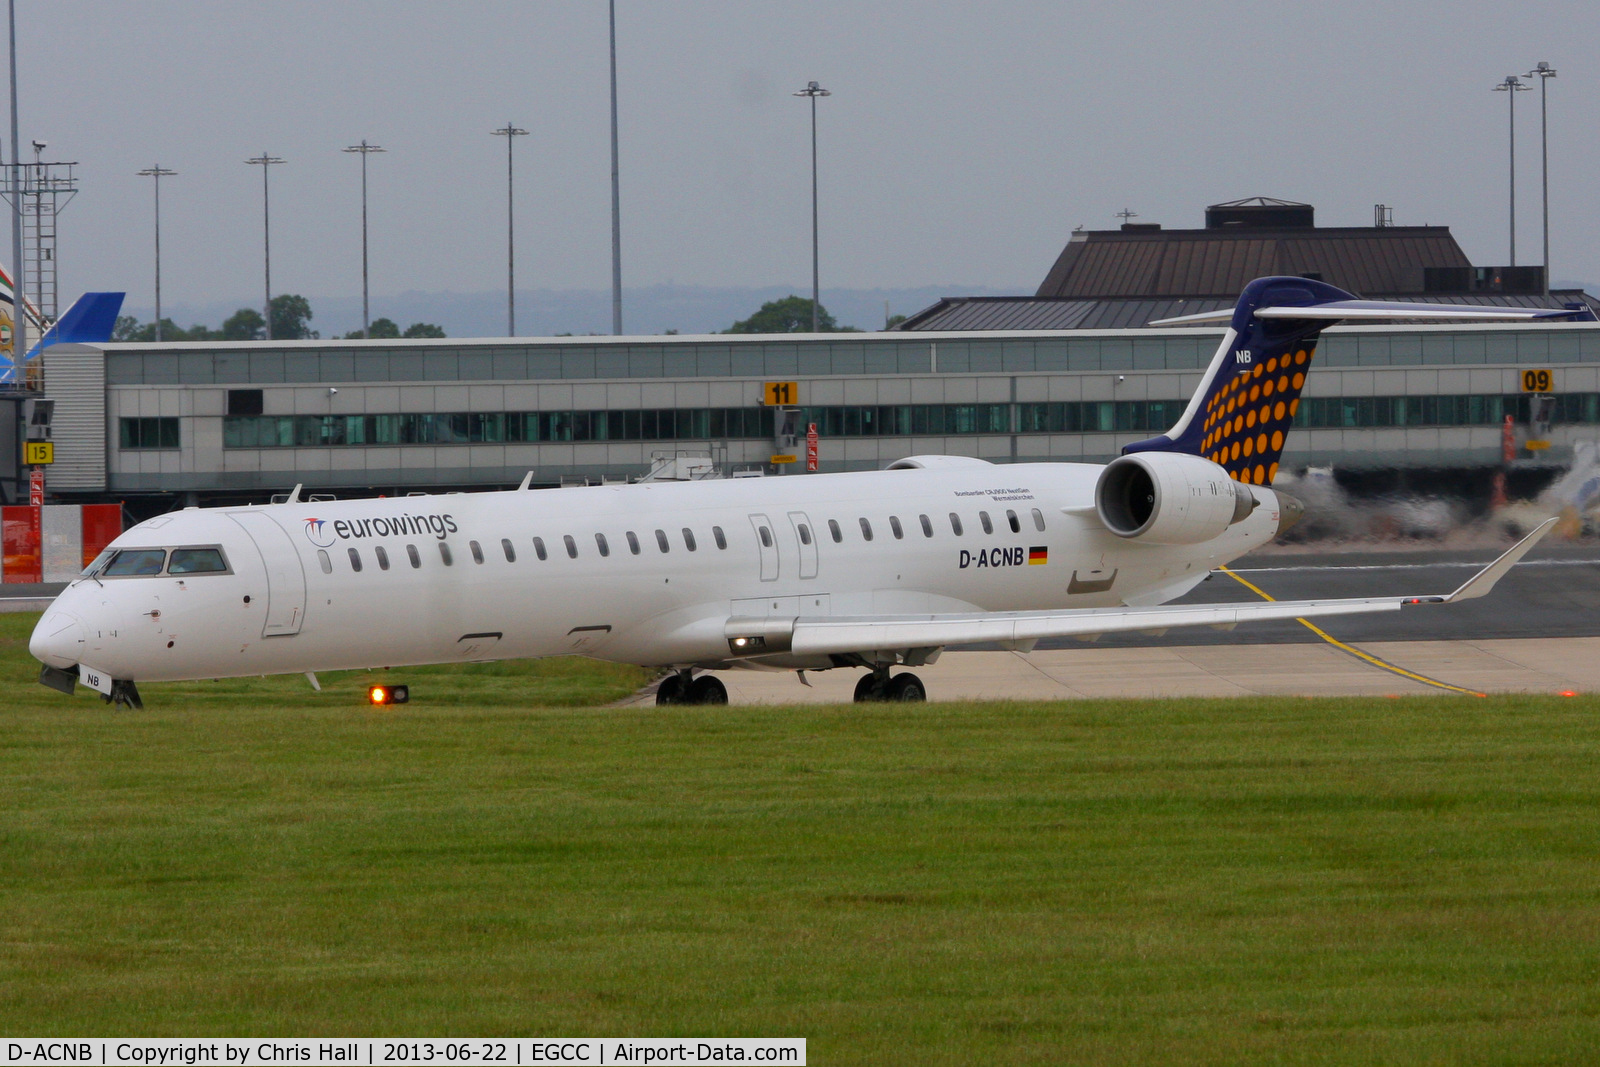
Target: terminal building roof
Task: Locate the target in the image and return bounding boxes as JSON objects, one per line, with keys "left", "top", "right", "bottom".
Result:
{"left": 897, "top": 198, "right": 1593, "bottom": 331}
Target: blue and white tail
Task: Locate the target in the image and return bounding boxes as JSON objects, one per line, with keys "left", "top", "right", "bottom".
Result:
{"left": 0, "top": 274, "right": 124, "bottom": 385}
{"left": 1124, "top": 276, "right": 1578, "bottom": 485}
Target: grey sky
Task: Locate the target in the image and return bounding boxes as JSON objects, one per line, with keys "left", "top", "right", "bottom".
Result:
{"left": 28, "top": 0, "right": 1599, "bottom": 329}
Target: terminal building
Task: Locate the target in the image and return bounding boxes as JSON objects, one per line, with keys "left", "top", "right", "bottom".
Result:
{"left": 9, "top": 198, "right": 1600, "bottom": 517}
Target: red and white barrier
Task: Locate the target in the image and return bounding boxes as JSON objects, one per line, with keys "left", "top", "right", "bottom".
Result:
{"left": 2, "top": 504, "right": 122, "bottom": 583}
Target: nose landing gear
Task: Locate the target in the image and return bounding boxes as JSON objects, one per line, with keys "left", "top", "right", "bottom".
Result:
{"left": 853, "top": 668, "right": 926, "bottom": 703}
{"left": 655, "top": 670, "right": 728, "bottom": 706}
{"left": 105, "top": 679, "right": 144, "bottom": 710}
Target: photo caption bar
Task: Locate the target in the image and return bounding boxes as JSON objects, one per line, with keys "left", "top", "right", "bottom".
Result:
{"left": 0, "top": 1041, "right": 804, "bottom": 1067}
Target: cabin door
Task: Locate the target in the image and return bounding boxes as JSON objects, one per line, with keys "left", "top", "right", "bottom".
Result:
{"left": 748, "top": 513, "right": 779, "bottom": 581}
{"left": 228, "top": 511, "right": 308, "bottom": 638}
{"left": 787, "top": 511, "right": 818, "bottom": 579}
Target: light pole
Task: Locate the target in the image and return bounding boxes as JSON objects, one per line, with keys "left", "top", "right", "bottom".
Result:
{"left": 343, "top": 139, "right": 385, "bottom": 338}
{"left": 1492, "top": 75, "right": 1530, "bottom": 266}
{"left": 792, "top": 80, "right": 830, "bottom": 332}
{"left": 8, "top": 0, "right": 22, "bottom": 351}
{"left": 490, "top": 123, "right": 528, "bottom": 336}
{"left": 136, "top": 165, "right": 176, "bottom": 341}
{"left": 608, "top": 0, "right": 622, "bottom": 335}
{"left": 245, "top": 152, "right": 285, "bottom": 339}
{"left": 1527, "top": 61, "right": 1556, "bottom": 295}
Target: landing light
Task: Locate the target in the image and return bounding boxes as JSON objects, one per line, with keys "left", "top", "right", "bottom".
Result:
{"left": 369, "top": 684, "right": 410, "bottom": 706}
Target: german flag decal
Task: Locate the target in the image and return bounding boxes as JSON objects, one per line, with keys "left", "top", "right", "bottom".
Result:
{"left": 1028, "top": 546, "right": 1048, "bottom": 565}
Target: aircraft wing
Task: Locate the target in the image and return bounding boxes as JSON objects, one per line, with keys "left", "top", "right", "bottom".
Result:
{"left": 726, "top": 518, "right": 1556, "bottom": 659}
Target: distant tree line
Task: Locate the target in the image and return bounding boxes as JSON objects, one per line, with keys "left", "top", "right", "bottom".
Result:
{"left": 113, "top": 294, "right": 444, "bottom": 342}
{"left": 725, "top": 295, "right": 861, "bottom": 334}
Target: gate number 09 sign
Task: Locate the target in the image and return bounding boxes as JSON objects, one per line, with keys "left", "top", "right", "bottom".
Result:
{"left": 1521, "top": 369, "right": 1553, "bottom": 393}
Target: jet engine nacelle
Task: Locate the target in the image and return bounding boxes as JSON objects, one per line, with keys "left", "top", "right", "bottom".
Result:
{"left": 1095, "top": 453, "right": 1257, "bottom": 544}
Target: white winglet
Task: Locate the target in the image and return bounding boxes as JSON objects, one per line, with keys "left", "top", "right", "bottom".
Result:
{"left": 1442, "top": 516, "right": 1558, "bottom": 602}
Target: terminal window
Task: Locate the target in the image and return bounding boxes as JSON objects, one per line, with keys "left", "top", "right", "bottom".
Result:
{"left": 227, "top": 389, "right": 264, "bottom": 416}
{"left": 119, "top": 416, "right": 181, "bottom": 450}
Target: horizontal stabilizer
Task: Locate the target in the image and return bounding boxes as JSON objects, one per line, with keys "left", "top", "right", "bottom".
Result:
{"left": 1150, "top": 299, "right": 1576, "bottom": 327}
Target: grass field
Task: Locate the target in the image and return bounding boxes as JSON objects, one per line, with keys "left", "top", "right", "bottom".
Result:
{"left": 4, "top": 613, "right": 1600, "bottom": 1062}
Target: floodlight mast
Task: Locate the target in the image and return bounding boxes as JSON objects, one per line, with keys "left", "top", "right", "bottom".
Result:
{"left": 490, "top": 123, "right": 528, "bottom": 337}
{"left": 136, "top": 165, "right": 177, "bottom": 342}
{"left": 1526, "top": 62, "right": 1556, "bottom": 297}
{"left": 7, "top": 0, "right": 20, "bottom": 354}
{"left": 608, "top": 0, "right": 622, "bottom": 335}
{"left": 792, "top": 80, "right": 831, "bottom": 333}
{"left": 1492, "top": 75, "right": 1530, "bottom": 266}
{"left": 245, "top": 153, "right": 285, "bottom": 340}
{"left": 343, "top": 140, "right": 385, "bottom": 338}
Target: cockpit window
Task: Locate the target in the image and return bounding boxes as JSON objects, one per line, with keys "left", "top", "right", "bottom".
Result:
{"left": 168, "top": 547, "right": 228, "bottom": 574}
{"left": 82, "top": 548, "right": 117, "bottom": 576}
{"left": 103, "top": 549, "right": 167, "bottom": 576}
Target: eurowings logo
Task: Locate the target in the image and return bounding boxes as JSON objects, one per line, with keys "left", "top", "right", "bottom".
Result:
{"left": 303, "top": 517, "right": 336, "bottom": 548}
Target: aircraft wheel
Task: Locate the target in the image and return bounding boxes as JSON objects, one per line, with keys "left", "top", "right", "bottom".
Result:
{"left": 687, "top": 675, "right": 728, "bottom": 705}
{"left": 886, "top": 672, "right": 926, "bottom": 702}
{"left": 656, "top": 673, "right": 688, "bottom": 705}
{"left": 853, "top": 673, "right": 883, "bottom": 703}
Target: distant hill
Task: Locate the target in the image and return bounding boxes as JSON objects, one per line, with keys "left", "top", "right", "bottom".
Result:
{"left": 127, "top": 284, "right": 1015, "bottom": 340}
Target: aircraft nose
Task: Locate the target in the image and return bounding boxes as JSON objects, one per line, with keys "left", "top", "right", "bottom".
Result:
{"left": 30, "top": 609, "right": 87, "bottom": 669}
{"left": 1275, "top": 492, "right": 1306, "bottom": 537}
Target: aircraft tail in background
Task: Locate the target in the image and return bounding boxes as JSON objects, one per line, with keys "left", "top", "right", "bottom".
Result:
{"left": 1124, "top": 276, "right": 1580, "bottom": 485}
{"left": 0, "top": 284, "right": 124, "bottom": 385}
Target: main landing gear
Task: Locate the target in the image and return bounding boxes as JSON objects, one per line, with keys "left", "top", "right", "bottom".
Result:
{"left": 655, "top": 670, "right": 728, "bottom": 706}
{"left": 853, "top": 668, "right": 926, "bottom": 703}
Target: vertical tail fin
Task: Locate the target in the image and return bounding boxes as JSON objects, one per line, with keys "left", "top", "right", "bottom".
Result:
{"left": 0, "top": 290, "right": 125, "bottom": 384}
{"left": 1125, "top": 276, "right": 1579, "bottom": 486}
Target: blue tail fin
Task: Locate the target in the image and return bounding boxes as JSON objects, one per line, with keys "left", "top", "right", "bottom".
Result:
{"left": 1125, "top": 276, "right": 1578, "bottom": 486}
{"left": 1, "top": 291, "right": 125, "bottom": 384}
{"left": 26, "top": 291, "right": 125, "bottom": 356}
{"left": 1124, "top": 277, "right": 1351, "bottom": 485}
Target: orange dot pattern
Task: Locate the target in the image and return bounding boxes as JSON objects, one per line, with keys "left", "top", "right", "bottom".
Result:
{"left": 1197, "top": 344, "right": 1317, "bottom": 485}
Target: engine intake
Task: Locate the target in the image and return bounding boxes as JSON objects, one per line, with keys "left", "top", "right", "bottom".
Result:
{"left": 1095, "top": 453, "right": 1257, "bottom": 544}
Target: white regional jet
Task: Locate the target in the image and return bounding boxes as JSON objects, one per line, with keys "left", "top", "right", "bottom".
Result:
{"left": 31, "top": 277, "right": 1567, "bottom": 708}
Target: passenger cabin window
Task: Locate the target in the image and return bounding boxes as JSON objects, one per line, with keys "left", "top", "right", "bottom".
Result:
{"left": 626, "top": 531, "right": 641, "bottom": 555}
{"left": 713, "top": 526, "right": 727, "bottom": 550}
{"left": 758, "top": 525, "right": 773, "bottom": 548}
{"left": 828, "top": 519, "right": 842, "bottom": 543}
{"left": 103, "top": 548, "right": 167, "bottom": 577}
{"left": 889, "top": 516, "right": 904, "bottom": 540}
{"left": 438, "top": 542, "right": 454, "bottom": 566}
{"left": 470, "top": 540, "right": 485, "bottom": 564}
{"left": 919, "top": 514, "right": 934, "bottom": 538}
{"left": 1032, "top": 508, "right": 1046, "bottom": 531}
{"left": 859, "top": 517, "right": 874, "bottom": 542}
{"left": 407, "top": 544, "right": 421, "bottom": 568}
{"left": 949, "top": 513, "right": 964, "bottom": 536}
{"left": 655, "top": 529, "right": 670, "bottom": 553}
{"left": 318, "top": 550, "right": 333, "bottom": 574}
{"left": 1007, "top": 509, "right": 1021, "bottom": 533}
{"left": 798, "top": 523, "right": 812, "bottom": 546}
{"left": 980, "top": 511, "right": 994, "bottom": 535}
{"left": 348, "top": 547, "right": 363, "bottom": 572}
{"left": 682, "top": 528, "right": 697, "bottom": 551}
{"left": 167, "top": 547, "right": 227, "bottom": 574}
{"left": 533, "top": 536, "right": 547, "bottom": 561}
{"left": 564, "top": 535, "right": 578, "bottom": 559}
{"left": 596, "top": 533, "right": 611, "bottom": 557}
{"left": 375, "top": 546, "right": 391, "bottom": 570}
{"left": 501, "top": 539, "right": 516, "bottom": 562}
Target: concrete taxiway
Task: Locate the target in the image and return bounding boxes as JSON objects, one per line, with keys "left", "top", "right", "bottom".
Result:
{"left": 706, "top": 638, "right": 1595, "bottom": 704}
